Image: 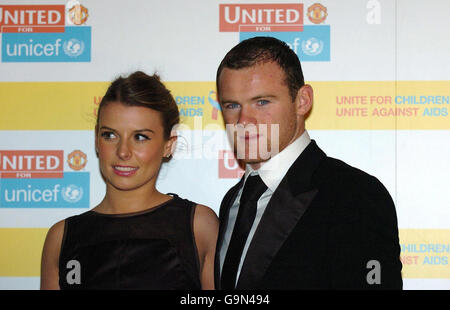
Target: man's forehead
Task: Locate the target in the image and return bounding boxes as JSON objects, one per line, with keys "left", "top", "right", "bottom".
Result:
{"left": 219, "top": 61, "right": 287, "bottom": 84}
{"left": 219, "top": 64, "right": 288, "bottom": 91}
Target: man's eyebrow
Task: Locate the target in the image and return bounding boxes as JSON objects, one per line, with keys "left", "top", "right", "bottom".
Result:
{"left": 220, "top": 95, "right": 277, "bottom": 104}
{"left": 250, "top": 94, "right": 277, "bottom": 101}
{"left": 219, "top": 99, "right": 239, "bottom": 104}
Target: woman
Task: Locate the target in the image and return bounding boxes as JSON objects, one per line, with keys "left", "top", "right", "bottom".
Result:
{"left": 40, "top": 71, "right": 219, "bottom": 289}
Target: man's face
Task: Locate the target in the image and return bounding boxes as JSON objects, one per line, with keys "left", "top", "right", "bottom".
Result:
{"left": 218, "top": 61, "right": 304, "bottom": 168}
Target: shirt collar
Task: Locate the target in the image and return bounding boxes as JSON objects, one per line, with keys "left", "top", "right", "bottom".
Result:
{"left": 244, "top": 130, "right": 311, "bottom": 192}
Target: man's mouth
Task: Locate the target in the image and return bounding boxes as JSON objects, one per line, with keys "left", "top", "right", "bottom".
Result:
{"left": 241, "top": 134, "right": 259, "bottom": 140}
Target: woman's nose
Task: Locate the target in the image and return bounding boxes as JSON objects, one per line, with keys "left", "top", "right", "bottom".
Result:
{"left": 117, "top": 140, "right": 132, "bottom": 160}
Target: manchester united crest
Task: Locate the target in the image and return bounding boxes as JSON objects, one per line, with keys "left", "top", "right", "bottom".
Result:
{"left": 67, "top": 1, "right": 89, "bottom": 25}
{"left": 67, "top": 150, "right": 87, "bottom": 171}
{"left": 307, "top": 3, "right": 328, "bottom": 24}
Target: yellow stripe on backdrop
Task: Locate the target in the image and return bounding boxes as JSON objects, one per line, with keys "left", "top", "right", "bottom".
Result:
{"left": 399, "top": 229, "right": 450, "bottom": 279}
{"left": 0, "top": 81, "right": 449, "bottom": 130}
{"left": 0, "top": 228, "right": 448, "bottom": 278}
{"left": 311, "top": 81, "right": 450, "bottom": 130}
{"left": 0, "top": 82, "right": 109, "bottom": 130}
{"left": 0, "top": 228, "right": 47, "bottom": 277}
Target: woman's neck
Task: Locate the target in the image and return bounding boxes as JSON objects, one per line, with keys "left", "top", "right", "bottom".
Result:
{"left": 95, "top": 185, "right": 170, "bottom": 214}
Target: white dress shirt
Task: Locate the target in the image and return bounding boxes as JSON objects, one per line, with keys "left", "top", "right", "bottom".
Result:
{"left": 219, "top": 130, "right": 312, "bottom": 285}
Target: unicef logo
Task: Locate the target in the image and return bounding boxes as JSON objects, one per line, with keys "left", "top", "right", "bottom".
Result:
{"left": 62, "top": 185, "right": 83, "bottom": 203}
{"left": 301, "top": 37, "right": 324, "bottom": 56}
{"left": 63, "top": 38, "right": 85, "bottom": 57}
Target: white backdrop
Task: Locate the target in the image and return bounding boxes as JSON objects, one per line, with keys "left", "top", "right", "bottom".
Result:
{"left": 0, "top": 0, "right": 449, "bottom": 289}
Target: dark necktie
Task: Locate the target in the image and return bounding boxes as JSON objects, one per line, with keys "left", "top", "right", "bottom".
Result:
{"left": 221, "top": 174, "right": 268, "bottom": 289}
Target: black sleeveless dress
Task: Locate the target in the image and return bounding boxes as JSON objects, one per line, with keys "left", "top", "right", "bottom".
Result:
{"left": 58, "top": 194, "right": 201, "bottom": 290}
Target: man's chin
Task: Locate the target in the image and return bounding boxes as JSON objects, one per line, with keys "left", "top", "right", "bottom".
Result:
{"left": 239, "top": 156, "right": 271, "bottom": 169}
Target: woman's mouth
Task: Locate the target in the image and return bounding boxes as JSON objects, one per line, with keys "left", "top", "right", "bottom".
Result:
{"left": 112, "top": 165, "right": 138, "bottom": 176}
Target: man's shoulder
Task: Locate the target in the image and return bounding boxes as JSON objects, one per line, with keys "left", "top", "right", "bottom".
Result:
{"left": 313, "top": 155, "right": 396, "bottom": 217}
{"left": 315, "top": 155, "right": 378, "bottom": 186}
{"left": 312, "top": 155, "right": 394, "bottom": 206}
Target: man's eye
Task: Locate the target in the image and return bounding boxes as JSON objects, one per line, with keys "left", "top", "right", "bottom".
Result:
{"left": 257, "top": 99, "right": 270, "bottom": 106}
{"left": 100, "top": 131, "right": 116, "bottom": 139}
{"left": 225, "top": 103, "right": 240, "bottom": 110}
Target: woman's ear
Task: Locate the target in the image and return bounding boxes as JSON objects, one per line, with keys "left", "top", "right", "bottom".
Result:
{"left": 295, "top": 84, "right": 314, "bottom": 117}
{"left": 94, "top": 125, "right": 99, "bottom": 157}
{"left": 163, "top": 131, "right": 178, "bottom": 159}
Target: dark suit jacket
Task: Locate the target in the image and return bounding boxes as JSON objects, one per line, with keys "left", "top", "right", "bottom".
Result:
{"left": 215, "top": 140, "right": 403, "bottom": 289}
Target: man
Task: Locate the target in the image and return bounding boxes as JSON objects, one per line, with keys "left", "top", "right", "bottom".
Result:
{"left": 214, "top": 36, "right": 402, "bottom": 289}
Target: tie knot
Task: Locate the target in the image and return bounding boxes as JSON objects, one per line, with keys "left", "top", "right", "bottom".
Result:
{"left": 240, "top": 174, "right": 267, "bottom": 206}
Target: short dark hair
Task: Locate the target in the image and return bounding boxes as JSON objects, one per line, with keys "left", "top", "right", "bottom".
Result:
{"left": 97, "top": 71, "right": 179, "bottom": 140}
{"left": 216, "top": 36, "right": 305, "bottom": 101}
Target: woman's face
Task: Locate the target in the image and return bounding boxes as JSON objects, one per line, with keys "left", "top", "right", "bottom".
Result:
{"left": 95, "top": 101, "right": 175, "bottom": 192}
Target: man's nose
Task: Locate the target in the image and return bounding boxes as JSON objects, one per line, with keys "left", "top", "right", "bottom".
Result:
{"left": 237, "top": 105, "right": 257, "bottom": 126}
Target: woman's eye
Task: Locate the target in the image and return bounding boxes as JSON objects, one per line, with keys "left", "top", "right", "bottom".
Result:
{"left": 100, "top": 131, "right": 116, "bottom": 140}
{"left": 135, "top": 134, "right": 149, "bottom": 141}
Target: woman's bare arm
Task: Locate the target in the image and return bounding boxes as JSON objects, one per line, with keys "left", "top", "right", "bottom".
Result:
{"left": 40, "top": 219, "right": 65, "bottom": 290}
{"left": 193, "top": 204, "right": 219, "bottom": 290}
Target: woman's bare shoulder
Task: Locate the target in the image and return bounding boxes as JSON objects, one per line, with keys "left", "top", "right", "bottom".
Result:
{"left": 193, "top": 204, "right": 219, "bottom": 228}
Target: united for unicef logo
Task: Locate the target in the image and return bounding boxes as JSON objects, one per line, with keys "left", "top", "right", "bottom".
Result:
{"left": 62, "top": 184, "right": 83, "bottom": 203}
{"left": 63, "top": 38, "right": 85, "bottom": 57}
{"left": 301, "top": 37, "right": 324, "bottom": 56}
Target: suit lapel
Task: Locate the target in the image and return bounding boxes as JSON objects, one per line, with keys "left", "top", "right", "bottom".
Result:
{"left": 214, "top": 177, "right": 244, "bottom": 289}
{"left": 236, "top": 140, "right": 326, "bottom": 289}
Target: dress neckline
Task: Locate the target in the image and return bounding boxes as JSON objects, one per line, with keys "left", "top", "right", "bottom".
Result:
{"left": 88, "top": 193, "right": 179, "bottom": 218}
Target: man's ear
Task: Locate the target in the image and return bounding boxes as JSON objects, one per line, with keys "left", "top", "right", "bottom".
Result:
{"left": 295, "top": 84, "right": 314, "bottom": 117}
